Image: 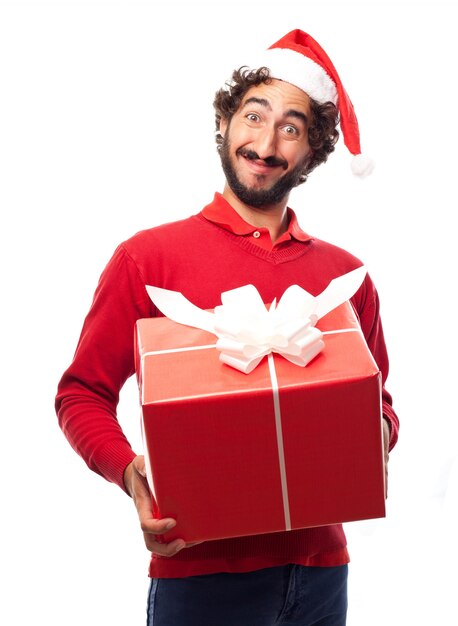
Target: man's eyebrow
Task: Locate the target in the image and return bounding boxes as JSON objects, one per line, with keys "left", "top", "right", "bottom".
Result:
{"left": 284, "top": 109, "right": 309, "bottom": 126}
{"left": 241, "top": 98, "right": 309, "bottom": 126}
{"left": 242, "top": 97, "right": 272, "bottom": 110}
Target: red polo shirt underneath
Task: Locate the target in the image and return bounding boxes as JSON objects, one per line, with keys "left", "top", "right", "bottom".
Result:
{"left": 202, "top": 193, "right": 312, "bottom": 251}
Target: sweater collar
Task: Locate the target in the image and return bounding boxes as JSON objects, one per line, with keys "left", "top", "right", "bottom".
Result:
{"left": 201, "top": 193, "right": 311, "bottom": 246}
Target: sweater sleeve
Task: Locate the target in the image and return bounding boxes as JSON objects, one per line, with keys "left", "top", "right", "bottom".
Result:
{"left": 351, "top": 274, "right": 399, "bottom": 451}
{"left": 55, "top": 244, "right": 152, "bottom": 492}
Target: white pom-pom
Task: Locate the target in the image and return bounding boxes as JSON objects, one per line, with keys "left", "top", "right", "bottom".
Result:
{"left": 351, "top": 153, "right": 375, "bottom": 178}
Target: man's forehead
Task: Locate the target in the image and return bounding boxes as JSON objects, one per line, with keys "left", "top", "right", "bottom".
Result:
{"left": 240, "top": 79, "right": 311, "bottom": 115}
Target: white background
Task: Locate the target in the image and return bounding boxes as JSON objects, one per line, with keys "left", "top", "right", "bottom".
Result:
{"left": 1, "top": 0, "right": 457, "bottom": 624}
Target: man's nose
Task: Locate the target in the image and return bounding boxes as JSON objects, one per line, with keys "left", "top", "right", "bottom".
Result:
{"left": 252, "top": 127, "right": 277, "bottom": 160}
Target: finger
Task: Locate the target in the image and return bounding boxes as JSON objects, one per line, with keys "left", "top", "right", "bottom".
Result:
{"left": 133, "top": 482, "right": 156, "bottom": 519}
{"left": 130, "top": 472, "right": 173, "bottom": 534}
{"left": 145, "top": 537, "right": 187, "bottom": 556}
{"left": 140, "top": 516, "right": 177, "bottom": 535}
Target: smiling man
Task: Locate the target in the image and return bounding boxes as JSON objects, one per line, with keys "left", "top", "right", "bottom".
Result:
{"left": 56, "top": 29, "right": 398, "bottom": 626}
{"left": 219, "top": 80, "right": 312, "bottom": 216}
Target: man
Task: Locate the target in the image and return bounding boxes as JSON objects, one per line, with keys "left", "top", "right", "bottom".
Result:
{"left": 56, "top": 29, "right": 398, "bottom": 626}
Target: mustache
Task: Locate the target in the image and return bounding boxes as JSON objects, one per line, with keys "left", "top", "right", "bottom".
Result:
{"left": 237, "top": 148, "right": 288, "bottom": 169}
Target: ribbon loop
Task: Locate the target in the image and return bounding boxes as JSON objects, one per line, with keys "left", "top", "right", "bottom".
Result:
{"left": 146, "top": 265, "right": 367, "bottom": 374}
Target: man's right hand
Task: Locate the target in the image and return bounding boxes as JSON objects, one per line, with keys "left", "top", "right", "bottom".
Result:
{"left": 123, "top": 455, "right": 189, "bottom": 557}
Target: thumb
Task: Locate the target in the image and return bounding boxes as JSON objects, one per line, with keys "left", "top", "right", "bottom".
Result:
{"left": 133, "top": 455, "right": 147, "bottom": 478}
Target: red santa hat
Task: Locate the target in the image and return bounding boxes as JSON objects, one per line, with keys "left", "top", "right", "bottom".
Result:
{"left": 249, "top": 29, "right": 374, "bottom": 177}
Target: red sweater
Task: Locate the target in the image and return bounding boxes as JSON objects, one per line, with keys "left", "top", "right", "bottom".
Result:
{"left": 56, "top": 193, "right": 399, "bottom": 578}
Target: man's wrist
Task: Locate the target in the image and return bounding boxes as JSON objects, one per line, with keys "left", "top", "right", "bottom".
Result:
{"left": 123, "top": 461, "right": 134, "bottom": 497}
{"left": 382, "top": 416, "right": 391, "bottom": 451}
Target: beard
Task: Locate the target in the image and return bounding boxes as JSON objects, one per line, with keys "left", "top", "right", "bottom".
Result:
{"left": 219, "top": 136, "right": 308, "bottom": 209}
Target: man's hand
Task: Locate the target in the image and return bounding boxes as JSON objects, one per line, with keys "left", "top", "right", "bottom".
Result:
{"left": 382, "top": 419, "right": 390, "bottom": 499}
{"left": 123, "top": 455, "right": 196, "bottom": 556}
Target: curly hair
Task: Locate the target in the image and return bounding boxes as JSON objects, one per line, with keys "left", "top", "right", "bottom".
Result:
{"left": 213, "top": 67, "right": 340, "bottom": 184}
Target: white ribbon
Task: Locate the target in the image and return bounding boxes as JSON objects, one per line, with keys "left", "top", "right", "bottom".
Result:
{"left": 267, "top": 352, "right": 291, "bottom": 530}
{"left": 146, "top": 265, "right": 367, "bottom": 374}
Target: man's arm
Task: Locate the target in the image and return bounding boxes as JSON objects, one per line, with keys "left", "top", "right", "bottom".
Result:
{"left": 55, "top": 245, "right": 147, "bottom": 489}
{"left": 351, "top": 274, "right": 399, "bottom": 498}
{"left": 352, "top": 274, "right": 399, "bottom": 452}
{"left": 56, "top": 244, "right": 199, "bottom": 555}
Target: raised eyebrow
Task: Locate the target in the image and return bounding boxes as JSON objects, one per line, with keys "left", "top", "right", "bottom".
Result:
{"left": 241, "top": 99, "right": 309, "bottom": 127}
{"left": 284, "top": 109, "right": 309, "bottom": 127}
{"left": 241, "top": 97, "right": 272, "bottom": 110}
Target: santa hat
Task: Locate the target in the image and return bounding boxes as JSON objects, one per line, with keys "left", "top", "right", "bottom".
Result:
{"left": 249, "top": 29, "right": 374, "bottom": 177}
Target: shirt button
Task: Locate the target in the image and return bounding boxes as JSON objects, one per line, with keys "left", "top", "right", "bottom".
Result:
{"left": 253, "top": 231, "right": 261, "bottom": 238}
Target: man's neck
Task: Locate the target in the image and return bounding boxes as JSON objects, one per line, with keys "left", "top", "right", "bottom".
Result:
{"left": 221, "top": 185, "right": 290, "bottom": 243}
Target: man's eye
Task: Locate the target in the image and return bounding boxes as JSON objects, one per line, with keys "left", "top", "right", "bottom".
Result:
{"left": 284, "top": 125, "right": 299, "bottom": 135}
{"left": 246, "top": 113, "right": 260, "bottom": 122}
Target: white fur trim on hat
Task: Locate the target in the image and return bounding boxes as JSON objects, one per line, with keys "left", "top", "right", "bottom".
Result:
{"left": 250, "top": 47, "right": 338, "bottom": 105}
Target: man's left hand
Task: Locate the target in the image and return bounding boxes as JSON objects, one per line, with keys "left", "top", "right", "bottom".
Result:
{"left": 382, "top": 418, "right": 390, "bottom": 498}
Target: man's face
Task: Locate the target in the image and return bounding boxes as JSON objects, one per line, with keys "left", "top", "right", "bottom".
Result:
{"left": 219, "top": 79, "right": 312, "bottom": 208}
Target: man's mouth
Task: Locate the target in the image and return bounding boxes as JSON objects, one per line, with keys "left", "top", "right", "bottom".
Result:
{"left": 237, "top": 149, "right": 288, "bottom": 171}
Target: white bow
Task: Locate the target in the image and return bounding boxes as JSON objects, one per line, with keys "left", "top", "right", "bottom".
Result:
{"left": 213, "top": 285, "right": 324, "bottom": 373}
{"left": 146, "top": 265, "right": 367, "bottom": 374}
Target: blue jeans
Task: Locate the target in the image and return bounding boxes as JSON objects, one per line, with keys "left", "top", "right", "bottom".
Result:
{"left": 147, "top": 564, "right": 348, "bottom": 625}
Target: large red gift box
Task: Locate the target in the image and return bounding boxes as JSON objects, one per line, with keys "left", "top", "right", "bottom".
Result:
{"left": 135, "top": 301, "right": 385, "bottom": 543}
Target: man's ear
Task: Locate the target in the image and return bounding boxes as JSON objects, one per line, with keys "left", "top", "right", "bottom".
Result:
{"left": 219, "top": 117, "right": 228, "bottom": 138}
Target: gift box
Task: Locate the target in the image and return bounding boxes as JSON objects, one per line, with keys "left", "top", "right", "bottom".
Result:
{"left": 135, "top": 290, "right": 385, "bottom": 544}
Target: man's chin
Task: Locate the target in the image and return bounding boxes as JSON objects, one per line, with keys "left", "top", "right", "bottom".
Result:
{"left": 221, "top": 150, "right": 296, "bottom": 207}
{"left": 231, "top": 185, "right": 289, "bottom": 209}
{"left": 233, "top": 175, "right": 282, "bottom": 198}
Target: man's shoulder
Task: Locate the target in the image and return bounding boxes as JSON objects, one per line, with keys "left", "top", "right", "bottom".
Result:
{"left": 309, "top": 234, "right": 363, "bottom": 266}
{"left": 131, "top": 213, "right": 201, "bottom": 239}
{"left": 121, "top": 213, "right": 204, "bottom": 251}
